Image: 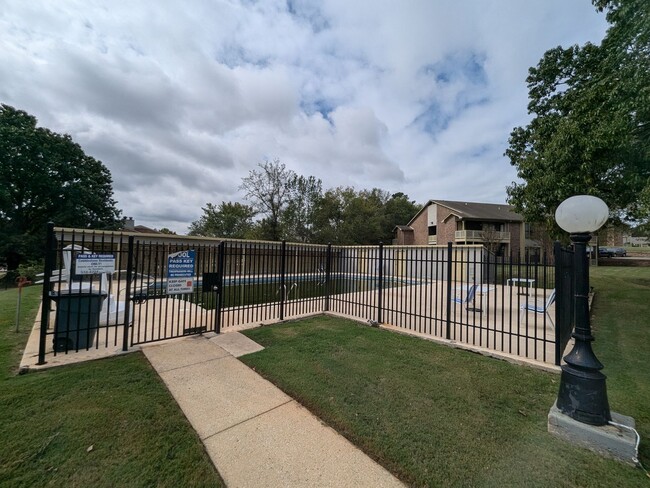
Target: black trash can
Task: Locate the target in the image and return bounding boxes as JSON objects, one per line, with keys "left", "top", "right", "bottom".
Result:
{"left": 51, "top": 291, "right": 107, "bottom": 351}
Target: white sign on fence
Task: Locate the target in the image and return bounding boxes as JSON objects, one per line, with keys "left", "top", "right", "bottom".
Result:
{"left": 167, "top": 250, "right": 196, "bottom": 294}
{"left": 75, "top": 254, "right": 116, "bottom": 275}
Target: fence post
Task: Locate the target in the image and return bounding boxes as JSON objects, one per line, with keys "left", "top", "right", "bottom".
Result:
{"left": 324, "top": 243, "right": 332, "bottom": 312}
{"left": 37, "top": 222, "right": 56, "bottom": 365}
{"left": 553, "top": 241, "right": 562, "bottom": 365}
{"left": 445, "top": 242, "right": 453, "bottom": 340}
{"left": 122, "top": 235, "right": 135, "bottom": 351}
{"left": 377, "top": 242, "right": 384, "bottom": 324}
{"left": 215, "top": 241, "right": 225, "bottom": 334}
{"left": 280, "top": 240, "right": 286, "bottom": 321}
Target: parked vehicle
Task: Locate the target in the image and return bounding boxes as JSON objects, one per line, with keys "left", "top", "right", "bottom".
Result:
{"left": 599, "top": 246, "right": 627, "bottom": 257}
{"left": 599, "top": 247, "right": 613, "bottom": 257}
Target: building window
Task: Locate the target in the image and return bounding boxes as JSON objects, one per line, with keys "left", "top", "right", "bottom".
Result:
{"left": 526, "top": 246, "right": 541, "bottom": 263}
{"left": 428, "top": 226, "right": 437, "bottom": 236}
{"left": 525, "top": 223, "right": 533, "bottom": 239}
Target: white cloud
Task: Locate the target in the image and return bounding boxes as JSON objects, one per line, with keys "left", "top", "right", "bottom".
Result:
{"left": 0, "top": 0, "right": 608, "bottom": 232}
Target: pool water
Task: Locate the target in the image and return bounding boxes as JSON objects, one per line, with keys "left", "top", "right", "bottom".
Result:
{"left": 139, "top": 274, "right": 408, "bottom": 310}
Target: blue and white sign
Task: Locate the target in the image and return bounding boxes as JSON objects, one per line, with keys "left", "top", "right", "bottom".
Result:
{"left": 167, "top": 250, "right": 195, "bottom": 294}
{"left": 75, "top": 254, "right": 116, "bottom": 275}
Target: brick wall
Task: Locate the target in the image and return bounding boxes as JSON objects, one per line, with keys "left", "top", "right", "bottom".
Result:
{"left": 436, "top": 214, "right": 457, "bottom": 246}
{"left": 411, "top": 211, "right": 429, "bottom": 245}
{"left": 394, "top": 228, "right": 415, "bottom": 245}
{"left": 509, "top": 222, "right": 523, "bottom": 259}
{"left": 600, "top": 228, "right": 625, "bottom": 246}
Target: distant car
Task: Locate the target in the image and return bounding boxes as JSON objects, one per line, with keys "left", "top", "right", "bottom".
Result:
{"left": 599, "top": 246, "right": 627, "bottom": 257}
{"left": 599, "top": 247, "right": 613, "bottom": 257}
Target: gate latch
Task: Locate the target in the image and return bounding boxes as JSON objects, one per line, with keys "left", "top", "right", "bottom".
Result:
{"left": 202, "top": 273, "right": 220, "bottom": 293}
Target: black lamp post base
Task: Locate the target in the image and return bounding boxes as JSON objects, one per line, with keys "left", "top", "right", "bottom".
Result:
{"left": 556, "top": 365, "right": 611, "bottom": 426}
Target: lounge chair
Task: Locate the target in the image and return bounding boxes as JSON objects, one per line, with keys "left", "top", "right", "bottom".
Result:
{"left": 452, "top": 284, "right": 481, "bottom": 312}
{"left": 520, "top": 289, "right": 556, "bottom": 328}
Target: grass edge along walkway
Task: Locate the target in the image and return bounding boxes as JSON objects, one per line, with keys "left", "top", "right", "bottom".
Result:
{"left": 241, "top": 267, "right": 649, "bottom": 487}
{"left": 0, "top": 286, "right": 225, "bottom": 488}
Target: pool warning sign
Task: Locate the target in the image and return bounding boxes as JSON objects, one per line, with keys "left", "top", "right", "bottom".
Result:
{"left": 167, "top": 250, "right": 195, "bottom": 295}
{"left": 75, "top": 254, "right": 116, "bottom": 275}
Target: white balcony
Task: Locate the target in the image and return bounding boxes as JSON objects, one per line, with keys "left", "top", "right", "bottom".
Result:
{"left": 454, "top": 230, "right": 510, "bottom": 242}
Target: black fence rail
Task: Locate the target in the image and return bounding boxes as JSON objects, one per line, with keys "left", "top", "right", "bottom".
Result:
{"left": 38, "top": 225, "right": 574, "bottom": 366}
{"left": 215, "top": 240, "right": 330, "bottom": 329}
{"left": 328, "top": 243, "right": 558, "bottom": 364}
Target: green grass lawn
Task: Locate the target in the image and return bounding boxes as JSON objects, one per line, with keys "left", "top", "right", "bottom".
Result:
{"left": 625, "top": 246, "right": 650, "bottom": 256}
{"left": 589, "top": 267, "right": 650, "bottom": 436}
{"left": 0, "top": 286, "right": 224, "bottom": 487}
{"left": 241, "top": 266, "right": 650, "bottom": 487}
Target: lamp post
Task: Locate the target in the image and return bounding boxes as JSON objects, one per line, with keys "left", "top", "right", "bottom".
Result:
{"left": 555, "top": 195, "right": 611, "bottom": 425}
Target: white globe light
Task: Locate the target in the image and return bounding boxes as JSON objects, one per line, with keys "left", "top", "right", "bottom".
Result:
{"left": 555, "top": 195, "right": 609, "bottom": 233}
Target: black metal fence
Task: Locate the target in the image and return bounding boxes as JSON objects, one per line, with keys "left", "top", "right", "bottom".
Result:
{"left": 327, "top": 243, "right": 560, "bottom": 363}
{"left": 38, "top": 225, "right": 574, "bottom": 366}
{"left": 554, "top": 241, "right": 575, "bottom": 364}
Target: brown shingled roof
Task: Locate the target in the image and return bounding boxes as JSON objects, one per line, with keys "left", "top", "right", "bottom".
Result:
{"left": 406, "top": 199, "right": 524, "bottom": 226}
{"left": 434, "top": 200, "right": 523, "bottom": 222}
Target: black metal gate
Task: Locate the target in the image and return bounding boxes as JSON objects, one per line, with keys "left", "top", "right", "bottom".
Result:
{"left": 128, "top": 236, "right": 222, "bottom": 345}
{"left": 38, "top": 225, "right": 225, "bottom": 363}
{"left": 38, "top": 226, "right": 331, "bottom": 363}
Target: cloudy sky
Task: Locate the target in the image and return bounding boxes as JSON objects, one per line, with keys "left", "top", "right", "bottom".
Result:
{"left": 1, "top": 1, "right": 608, "bottom": 233}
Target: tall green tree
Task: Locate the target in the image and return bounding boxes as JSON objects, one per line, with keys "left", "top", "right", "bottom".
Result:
{"left": 339, "top": 188, "right": 389, "bottom": 244}
{"left": 283, "top": 174, "right": 322, "bottom": 242}
{"left": 239, "top": 159, "right": 294, "bottom": 241}
{"left": 0, "top": 104, "right": 121, "bottom": 269}
{"left": 311, "top": 188, "right": 419, "bottom": 245}
{"left": 506, "top": 0, "right": 650, "bottom": 234}
{"left": 311, "top": 187, "right": 353, "bottom": 244}
{"left": 234, "top": 158, "right": 418, "bottom": 244}
{"left": 188, "top": 201, "right": 256, "bottom": 238}
{"left": 382, "top": 192, "right": 420, "bottom": 241}
{"left": 239, "top": 159, "right": 323, "bottom": 241}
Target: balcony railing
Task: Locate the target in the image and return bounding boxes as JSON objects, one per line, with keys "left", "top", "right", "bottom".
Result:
{"left": 454, "top": 230, "right": 510, "bottom": 242}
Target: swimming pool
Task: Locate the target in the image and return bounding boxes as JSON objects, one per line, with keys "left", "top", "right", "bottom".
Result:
{"left": 137, "top": 272, "right": 416, "bottom": 309}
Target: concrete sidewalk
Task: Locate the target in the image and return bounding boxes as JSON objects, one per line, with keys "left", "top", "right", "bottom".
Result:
{"left": 142, "top": 333, "right": 404, "bottom": 488}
